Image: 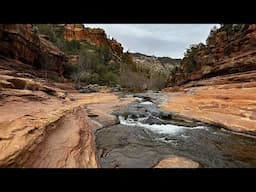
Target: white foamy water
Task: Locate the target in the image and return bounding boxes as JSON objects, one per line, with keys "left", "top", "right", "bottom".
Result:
{"left": 140, "top": 101, "right": 153, "bottom": 105}
{"left": 119, "top": 116, "right": 207, "bottom": 135}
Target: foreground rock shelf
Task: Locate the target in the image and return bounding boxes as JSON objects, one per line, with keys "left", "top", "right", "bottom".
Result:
{"left": 0, "top": 89, "right": 133, "bottom": 167}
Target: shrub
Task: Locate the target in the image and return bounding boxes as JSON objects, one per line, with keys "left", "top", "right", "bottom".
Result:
{"left": 102, "top": 71, "right": 118, "bottom": 86}
{"left": 120, "top": 70, "right": 148, "bottom": 92}
{"left": 37, "top": 53, "right": 57, "bottom": 80}
{"left": 79, "top": 49, "right": 101, "bottom": 71}
{"left": 98, "top": 46, "right": 112, "bottom": 62}
{"left": 147, "top": 73, "right": 167, "bottom": 90}
{"left": 78, "top": 72, "right": 91, "bottom": 84}
{"left": 62, "top": 40, "right": 81, "bottom": 55}
{"left": 182, "top": 43, "right": 205, "bottom": 73}
{"left": 206, "top": 24, "right": 247, "bottom": 45}
{"left": 206, "top": 25, "right": 218, "bottom": 45}
{"left": 63, "top": 62, "right": 79, "bottom": 80}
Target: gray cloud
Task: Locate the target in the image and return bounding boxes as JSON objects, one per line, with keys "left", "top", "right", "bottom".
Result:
{"left": 86, "top": 24, "right": 218, "bottom": 58}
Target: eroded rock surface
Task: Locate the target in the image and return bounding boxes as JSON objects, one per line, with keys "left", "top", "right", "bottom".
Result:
{"left": 21, "top": 107, "right": 99, "bottom": 168}
{"left": 154, "top": 156, "right": 200, "bottom": 168}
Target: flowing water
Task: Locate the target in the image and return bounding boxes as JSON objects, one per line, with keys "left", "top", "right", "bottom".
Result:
{"left": 95, "top": 92, "right": 256, "bottom": 168}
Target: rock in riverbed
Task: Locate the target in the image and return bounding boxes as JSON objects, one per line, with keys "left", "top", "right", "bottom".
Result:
{"left": 79, "top": 84, "right": 101, "bottom": 93}
{"left": 154, "top": 156, "right": 200, "bottom": 168}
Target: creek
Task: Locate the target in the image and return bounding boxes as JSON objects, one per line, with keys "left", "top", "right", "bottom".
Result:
{"left": 95, "top": 92, "right": 256, "bottom": 168}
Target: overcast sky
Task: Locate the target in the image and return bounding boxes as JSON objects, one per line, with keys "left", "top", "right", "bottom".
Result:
{"left": 86, "top": 24, "right": 218, "bottom": 59}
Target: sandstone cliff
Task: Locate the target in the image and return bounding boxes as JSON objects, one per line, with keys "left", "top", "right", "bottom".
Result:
{"left": 64, "top": 24, "right": 123, "bottom": 57}
{"left": 0, "top": 24, "right": 40, "bottom": 64}
{"left": 168, "top": 24, "right": 256, "bottom": 87}
{"left": 39, "top": 34, "right": 67, "bottom": 75}
{"left": 163, "top": 24, "right": 256, "bottom": 135}
{"left": 0, "top": 24, "right": 67, "bottom": 76}
{"left": 131, "top": 52, "right": 180, "bottom": 75}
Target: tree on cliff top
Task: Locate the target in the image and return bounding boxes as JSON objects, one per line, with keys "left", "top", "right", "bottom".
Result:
{"left": 206, "top": 24, "right": 247, "bottom": 45}
{"left": 183, "top": 43, "right": 205, "bottom": 73}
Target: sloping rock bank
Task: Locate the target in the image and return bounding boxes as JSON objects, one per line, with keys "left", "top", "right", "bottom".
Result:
{"left": 21, "top": 106, "right": 99, "bottom": 168}
{"left": 0, "top": 76, "right": 133, "bottom": 167}
{"left": 162, "top": 72, "right": 256, "bottom": 136}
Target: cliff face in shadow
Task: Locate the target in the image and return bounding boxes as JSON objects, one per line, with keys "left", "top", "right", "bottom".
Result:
{"left": 0, "top": 24, "right": 67, "bottom": 77}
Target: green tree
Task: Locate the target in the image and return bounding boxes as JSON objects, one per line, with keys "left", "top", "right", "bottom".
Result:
{"left": 38, "top": 54, "right": 56, "bottom": 81}
{"left": 183, "top": 43, "right": 205, "bottom": 73}
{"left": 206, "top": 25, "right": 218, "bottom": 45}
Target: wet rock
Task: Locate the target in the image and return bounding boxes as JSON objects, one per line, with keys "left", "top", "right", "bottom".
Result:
{"left": 110, "top": 85, "right": 122, "bottom": 92}
{"left": 128, "top": 114, "right": 139, "bottom": 120}
{"left": 113, "top": 106, "right": 149, "bottom": 119}
{"left": 139, "top": 94, "right": 167, "bottom": 106}
{"left": 114, "top": 93, "right": 204, "bottom": 127}
{"left": 96, "top": 124, "right": 162, "bottom": 168}
{"left": 79, "top": 84, "right": 101, "bottom": 93}
{"left": 141, "top": 115, "right": 166, "bottom": 125}
{"left": 119, "top": 136, "right": 129, "bottom": 146}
